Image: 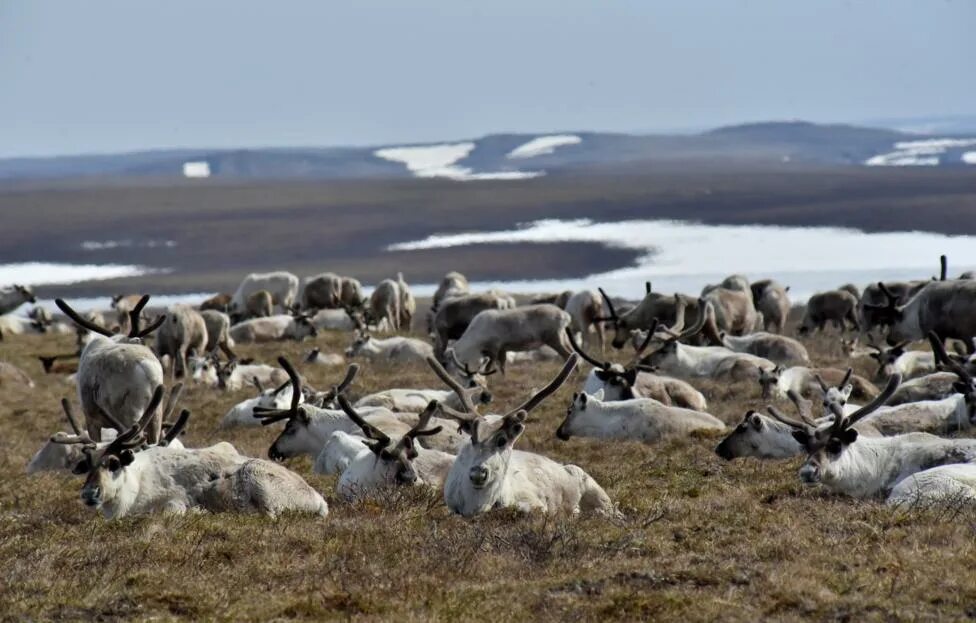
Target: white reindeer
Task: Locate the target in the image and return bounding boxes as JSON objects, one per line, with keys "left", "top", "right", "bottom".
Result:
{"left": 557, "top": 389, "right": 725, "bottom": 443}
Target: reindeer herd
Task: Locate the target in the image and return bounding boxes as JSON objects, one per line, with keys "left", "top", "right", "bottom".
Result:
{"left": 4, "top": 254, "right": 976, "bottom": 523}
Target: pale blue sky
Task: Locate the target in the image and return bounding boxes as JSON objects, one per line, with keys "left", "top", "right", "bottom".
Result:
{"left": 1, "top": 1, "right": 972, "bottom": 157}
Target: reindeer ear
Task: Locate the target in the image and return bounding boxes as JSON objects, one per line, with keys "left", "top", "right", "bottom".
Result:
{"left": 119, "top": 449, "right": 135, "bottom": 466}
{"left": 72, "top": 459, "right": 90, "bottom": 475}
{"left": 791, "top": 430, "right": 810, "bottom": 446}
{"left": 839, "top": 429, "right": 858, "bottom": 445}
{"left": 842, "top": 383, "right": 853, "bottom": 396}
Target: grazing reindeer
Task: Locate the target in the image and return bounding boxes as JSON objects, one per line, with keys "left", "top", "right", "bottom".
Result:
{"left": 230, "top": 271, "right": 300, "bottom": 316}
{"left": 0, "top": 284, "right": 36, "bottom": 315}
{"left": 56, "top": 296, "right": 167, "bottom": 443}
{"left": 445, "top": 304, "right": 572, "bottom": 376}
{"left": 750, "top": 279, "right": 791, "bottom": 334}
{"left": 798, "top": 290, "right": 860, "bottom": 335}
{"left": 565, "top": 289, "right": 607, "bottom": 352}
{"left": 396, "top": 272, "right": 416, "bottom": 330}
{"left": 768, "top": 375, "right": 976, "bottom": 498}
{"left": 430, "top": 292, "right": 512, "bottom": 359}
{"left": 700, "top": 281, "right": 759, "bottom": 335}
{"left": 368, "top": 278, "right": 402, "bottom": 332}
{"left": 155, "top": 304, "right": 209, "bottom": 379}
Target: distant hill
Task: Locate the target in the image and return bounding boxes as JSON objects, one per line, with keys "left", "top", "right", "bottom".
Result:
{"left": 1, "top": 120, "right": 974, "bottom": 182}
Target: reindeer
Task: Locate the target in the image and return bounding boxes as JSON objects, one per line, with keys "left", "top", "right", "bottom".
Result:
{"left": 700, "top": 304, "right": 809, "bottom": 366}
{"left": 445, "top": 304, "right": 572, "bottom": 376}
{"left": 199, "top": 309, "right": 236, "bottom": 358}
{"left": 199, "top": 293, "right": 232, "bottom": 313}
{"left": 598, "top": 283, "right": 702, "bottom": 350}
{"left": 219, "top": 377, "right": 304, "bottom": 428}
{"left": 0, "top": 284, "right": 36, "bottom": 315}
{"left": 55, "top": 296, "right": 167, "bottom": 443}
{"left": 864, "top": 280, "right": 976, "bottom": 347}
{"left": 228, "top": 313, "right": 317, "bottom": 343}
{"left": 758, "top": 366, "right": 879, "bottom": 402}
{"left": 430, "top": 292, "right": 513, "bottom": 358}
{"left": 230, "top": 271, "right": 299, "bottom": 316}
{"left": 639, "top": 302, "right": 775, "bottom": 382}
{"left": 887, "top": 464, "right": 976, "bottom": 510}
{"left": 855, "top": 340, "right": 936, "bottom": 381}
{"left": 54, "top": 396, "right": 327, "bottom": 519}
{"left": 768, "top": 375, "right": 976, "bottom": 498}
{"left": 396, "top": 272, "right": 416, "bottom": 330}
{"left": 798, "top": 290, "right": 860, "bottom": 335}
{"left": 750, "top": 279, "right": 791, "bottom": 334}
{"left": 566, "top": 318, "right": 707, "bottom": 411}
{"left": 565, "top": 289, "right": 606, "bottom": 352}
{"left": 437, "top": 354, "right": 618, "bottom": 517}
{"left": 334, "top": 398, "right": 455, "bottom": 500}
{"left": 304, "top": 347, "right": 345, "bottom": 367}
{"left": 155, "top": 304, "right": 208, "bottom": 379}
{"left": 368, "top": 278, "right": 402, "bottom": 332}
{"left": 344, "top": 331, "right": 434, "bottom": 364}
{"left": 700, "top": 281, "right": 758, "bottom": 335}
{"left": 557, "top": 389, "right": 724, "bottom": 443}
{"left": 531, "top": 291, "right": 573, "bottom": 308}
{"left": 254, "top": 359, "right": 460, "bottom": 461}
{"left": 432, "top": 271, "right": 470, "bottom": 310}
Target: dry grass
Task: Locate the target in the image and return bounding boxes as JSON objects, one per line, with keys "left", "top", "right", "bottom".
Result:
{"left": 2, "top": 326, "right": 975, "bottom": 622}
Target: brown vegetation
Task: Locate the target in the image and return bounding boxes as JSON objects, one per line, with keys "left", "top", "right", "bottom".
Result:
{"left": 1, "top": 323, "right": 974, "bottom": 621}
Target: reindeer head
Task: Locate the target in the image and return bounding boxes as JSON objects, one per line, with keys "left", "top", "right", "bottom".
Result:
{"left": 53, "top": 386, "right": 188, "bottom": 510}
{"left": 344, "top": 331, "right": 372, "bottom": 358}
{"left": 597, "top": 282, "right": 652, "bottom": 349}
{"left": 929, "top": 332, "right": 976, "bottom": 424}
{"left": 639, "top": 300, "right": 710, "bottom": 369}
{"left": 817, "top": 369, "right": 854, "bottom": 411}
{"left": 254, "top": 357, "right": 358, "bottom": 461}
{"left": 56, "top": 295, "right": 165, "bottom": 346}
{"left": 441, "top": 348, "right": 496, "bottom": 385}
{"left": 556, "top": 389, "right": 605, "bottom": 440}
{"left": 862, "top": 282, "right": 908, "bottom": 341}
{"left": 757, "top": 366, "right": 784, "bottom": 399}
{"left": 767, "top": 374, "right": 901, "bottom": 486}
{"left": 290, "top": 313, "right": 318, "bottom": 340}
{"left": 14, "top": 284, "right": 36, "bottom": 304}
{"left": 338, "top": 396, "right": 443, "bottom": 486}
{"left": 714, "top": 411, "right": 771, "bottom": 460}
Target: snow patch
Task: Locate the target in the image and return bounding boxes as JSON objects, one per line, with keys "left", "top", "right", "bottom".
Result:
{"left": 82, "top": 239, "right": 177, "bottom": 251}
{"left": 183, "top": 161, "right": 211, "bottom": 178}
{"left": 507, "top": 135, "right": 582, "bottom": 159}
{"left": 962, "top": 151, "right": 976, "bottom": 165}
{"left": 0, "top": 262, "right": 157, "bottom": 287}
{"left": 388, "top": 219, "right": 976, "bottom": 303}
{"left": 375, "top": 142, "right": 541, "bottom": 180}
{"left": 866, "top": 137, "right": 976, "bottom": 166}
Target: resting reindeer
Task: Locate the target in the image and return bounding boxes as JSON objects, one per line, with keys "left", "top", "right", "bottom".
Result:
{"left": 334, "top": 398, "right": 455, "bottom": 501}
{"left": 566, "top": 318, "right": 707, "bottom": 411}
{"left": 55, "top": 396, "right": 327, "bottom": 519}
{"left": 435, "top": 354, "right": 618, "bottom": 517}
{"left": 856, "top": 340, "right": 936, "bottom": 381}
{"left": 56, "top": 296, "right": 167, "bottom": 443}
{"left": 887, "top": 464, "right": 976, "bottom": 510}
{"left": 219, "top": 377, "right": 305, "bottom": 429}
{"left": 344, "top": 330, "right": 434, "bottom": 364}
{"left": 557, "top": 389, "right": 724, "bottom": 443}
{"left": 639, "top": 302, "right": 775, "bottom": 382}
{"left": 28, "top": 388, "right": 187, "bottom": 474}
{"left": 768, "top": 374, "right": 976, "bottom": 498}
{"left": 355, "top": 377, "right": 491, "bottom": 414}
{"left": 758, "top": 366, "right": 878, "bottom": 402}
{"left": 700, "top": 306, "right": 809, "bottom": 367}
{"left": 444, "top": 304, "right": 572, "bottom": 377}
{"left": 228, "top": 313, "right": 317, "bottom": 343}
{"left": 254, "top": 358, "right": 461, "bottom": 461}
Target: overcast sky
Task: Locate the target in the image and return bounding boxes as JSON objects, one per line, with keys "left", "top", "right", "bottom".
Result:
{"left": 1, "top": 1, "right": 972, "bottom": 157}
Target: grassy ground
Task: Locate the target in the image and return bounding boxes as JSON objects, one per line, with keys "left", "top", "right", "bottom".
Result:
{"left": 1, "top": 323, "right": 975, "bottom": 621}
